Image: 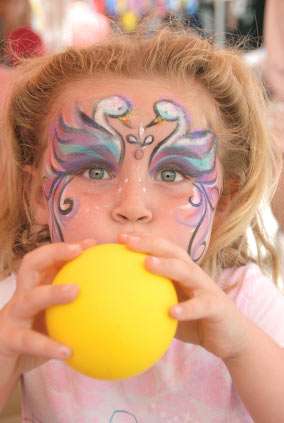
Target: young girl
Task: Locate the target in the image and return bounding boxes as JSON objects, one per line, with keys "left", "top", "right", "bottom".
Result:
{"left": 0, "top": 27, "right": 284, "bottom": 423}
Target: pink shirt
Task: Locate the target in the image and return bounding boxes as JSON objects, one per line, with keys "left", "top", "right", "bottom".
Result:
{"left": 1, "top": 264, "right": 284, "bottom": 423}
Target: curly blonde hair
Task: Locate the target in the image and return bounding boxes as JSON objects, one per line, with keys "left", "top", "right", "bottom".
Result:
{"left": 0, "top": 27, "right": 281, "bottom": 281}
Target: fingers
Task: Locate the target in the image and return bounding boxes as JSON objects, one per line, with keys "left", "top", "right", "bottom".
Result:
{"left": 118, "top": 232, "right": 189, "bottom": 261}
{"left": 145, "top": 254, "right": 218, "bottom": 298}
{"left": 144, "top": 254, "right": 227, "bottom": 328}
{"left": 119, "top": 232, "right": 217, "bottom": 294}
{"left": 3, "top": 326, "right": 72, "bottom": 361}
{"left": 169, "top": 293, "right": 227, "bottom": 322}
{"left": 17, "top": 243, "right": 82, "bottom": 293}
{"left": 119, "top": 232, "right": 221, "bottom": 294}
{"left": 17, "top": 239, "right": 96, "bottom": 293}
{"left": 0, "top": 240, "right": 96, "bottom": 380}
{"left": 80, "top": 238, "right": 97, "bottom": 250}
{"left": 11, "top": 284, "right": 79, "bottom": 322}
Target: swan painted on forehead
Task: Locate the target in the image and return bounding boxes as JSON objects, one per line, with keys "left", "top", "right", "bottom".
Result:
{"left": 148, "top": 99, "right": 216, "bottom": 177}
{"left": 147, "top": 100, "right": 190, "bottom": 143}
{"left": 149, "top": 99, "right": 189, "bottom": 123}
{"left": 79, "top": 95, "right": 134, "bottom": 162}
{"left": 94, "top": 96, "right": 133, "bottom": 128}
{"left": 90, "top": 96, "right": 155, "bottom": 160}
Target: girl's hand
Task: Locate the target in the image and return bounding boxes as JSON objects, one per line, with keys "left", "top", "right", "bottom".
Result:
{"left": 119, "top": 232, "right": 251, "bottom": 361}
{"left": 0, "top": 239, "right": 96, "bottom": 387}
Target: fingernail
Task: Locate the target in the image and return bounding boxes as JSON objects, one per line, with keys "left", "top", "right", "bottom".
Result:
{"left": 81, "top": 239, "right": 96, "bottom": 248}
{"left": 67, "top": 244, "right": 82, "bottom": 252}
{"left": 120, "top": 234, "right": 141, "bottom": 243}
{"left": 58, "top": 346, "right": 72, "bottom": 359}
{"left": 62, "top": 284, "right": 79, "bottom": 294}
{"left": 171, "top": 305, "right": 184, "bottom": 317}
{"left": 150, "top": 256, "right": 160, "bottom": 265}
{"left": 83, "top": 238, "right": 96, "bottom": 244}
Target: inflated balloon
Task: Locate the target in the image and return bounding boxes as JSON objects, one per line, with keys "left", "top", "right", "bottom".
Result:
{"left": 46, "top": 243, "right": 178, "bottom": 380}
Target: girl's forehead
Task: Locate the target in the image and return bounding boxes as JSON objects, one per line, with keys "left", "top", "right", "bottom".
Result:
{"left": 48, "top": 77, "right": 215, "bottom": 129}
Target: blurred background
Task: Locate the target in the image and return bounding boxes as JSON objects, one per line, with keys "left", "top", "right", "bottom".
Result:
{"left": 0, "top": 0, "right": 268, "bottom": 60}
{"left": 0, "top": 1, "right": 283, "bottom": 422}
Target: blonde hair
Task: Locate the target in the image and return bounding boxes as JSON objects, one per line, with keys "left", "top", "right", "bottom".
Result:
{"left": 0, "top": 27, "right": 281, "bottom": 281}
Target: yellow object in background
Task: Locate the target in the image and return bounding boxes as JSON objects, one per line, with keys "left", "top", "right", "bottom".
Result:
{"left": 46, "top": 243, "right": 178, "bottom": 380}
{"left": 121, "top": 11, "right": 138, "bottom": 32}
{"left": 28, "top": 0, "right": 45, "bottom": 34}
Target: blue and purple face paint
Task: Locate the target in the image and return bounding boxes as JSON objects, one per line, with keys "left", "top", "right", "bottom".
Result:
{"left": 42, "top": 96, "right": 220, "bottom": 262}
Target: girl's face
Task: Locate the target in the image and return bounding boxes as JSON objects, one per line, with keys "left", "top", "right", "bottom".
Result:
{"left": 34, "top": 79, "right": 223, "bottom": 263}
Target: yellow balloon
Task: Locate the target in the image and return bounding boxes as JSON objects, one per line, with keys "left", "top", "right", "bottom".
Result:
{"left": 46, "top": 243, "right": 178, "bottom": 380}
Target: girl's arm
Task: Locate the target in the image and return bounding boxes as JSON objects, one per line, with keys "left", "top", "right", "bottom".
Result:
{"left": 0, "top": 376, "right": 19, "bottom": 413}
{"left": 119, "top": 232, "right": 284, "bottom": 423}
{"left": 224, "top": 320, "right": 284, "bottom": 423}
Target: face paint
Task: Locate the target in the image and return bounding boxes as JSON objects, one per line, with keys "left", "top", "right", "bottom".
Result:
{"left": 42, "top": 97, "right": 129, "bottom": 241}
{"left": 147, "top": 99, "right": 220, "bottom": 262}
{"left": 41, "top": 88, "right": 221, "bottom": 262}
{"left": 175, "top": 171, "right": 220, "bottom": 262}
{"left": 126, "top": 123, "right": 155, "bottom": 160}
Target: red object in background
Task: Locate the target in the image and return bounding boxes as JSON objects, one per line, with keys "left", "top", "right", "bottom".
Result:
{"left": 5, "top": 26, "right": 45, "bottom": 66}
{"left": 93, "top": 0, "right": 105, "bottom": 14}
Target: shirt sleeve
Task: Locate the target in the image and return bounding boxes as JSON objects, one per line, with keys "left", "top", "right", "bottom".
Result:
{"left": 225, "top": 264, "right": 284, "bottom": 348}
{"left": 0, "top": 274, "right": 16, "bottom": 309}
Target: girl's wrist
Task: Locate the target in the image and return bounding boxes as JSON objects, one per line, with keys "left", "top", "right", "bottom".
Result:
{"left": 223, "top": 317, "right": 267, "bottom": 366}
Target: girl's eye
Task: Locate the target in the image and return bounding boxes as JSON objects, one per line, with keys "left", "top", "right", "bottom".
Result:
{"left": 157, "top": 169, "right": 184, "bottom": 183}
{"left": 83, "top": 168, "right": 112, "bottom": 180}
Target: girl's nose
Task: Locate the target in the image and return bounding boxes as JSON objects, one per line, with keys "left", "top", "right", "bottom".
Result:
{"left": 111, "top": 184, "right": 153, "bottom": 224}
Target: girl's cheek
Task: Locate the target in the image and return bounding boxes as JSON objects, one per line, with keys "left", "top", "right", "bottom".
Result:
{"left": 175, "top": 186, "right": 203, "bottom": 228}
{"left": 173, "top": 181, "right": 220, "bottom": 263}
{"left": 45, "top": 178, "right": 104, "bottom": 242}
{"left": 57, "top": 198, "right": 111, "bottom": 243}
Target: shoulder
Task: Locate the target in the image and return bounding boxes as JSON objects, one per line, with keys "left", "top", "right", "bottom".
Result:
{"left": 217, "top": 262, "right": 277, "bottom": 292}
{"left": 217, "top": 264, "right": 284, "bottom": 347}
{"left": 0, "top": 274, "right": 16, "bottom": 309}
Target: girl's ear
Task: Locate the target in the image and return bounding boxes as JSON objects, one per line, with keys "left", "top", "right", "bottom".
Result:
{"left": 26, "top": 166, "right": 49, "bottom": 225}
{"left": 213, "top": 180, "right": 239, "bottom": 230}
{"left": 213, "top": 194, "right": 230, "bottom": 231}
